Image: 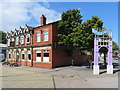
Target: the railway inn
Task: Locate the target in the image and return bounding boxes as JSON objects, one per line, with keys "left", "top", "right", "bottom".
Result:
{"left": 6, "top": 15, "right": 88, "bottom": 68}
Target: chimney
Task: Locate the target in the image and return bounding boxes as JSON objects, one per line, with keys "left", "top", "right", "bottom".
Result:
{"left": 40, "top": 14, "right": 46, "bottom": 25}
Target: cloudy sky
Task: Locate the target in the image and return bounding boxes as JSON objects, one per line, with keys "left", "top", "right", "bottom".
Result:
{"left": 0, "top": 1, "right": 118, "bottom": 43}
{"left": 1, "top": 1, "right": 61, "bottom": 32}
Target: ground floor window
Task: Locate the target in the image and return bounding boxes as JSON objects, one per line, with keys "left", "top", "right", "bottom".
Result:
{"left": 28, "top": 54, "right": 31, "bottom": 60}
{"left": 36, "top": 50, "right": 41, "bottom": 62}
{"left": 22, "top": 54, "right": 24, "bottom": 59}
{"left": 16, "top": 52, "right": 19, "bottom": 62}
{"left": 28, "top": 51, "right": 31, "bottom": 60}
{"left": 43, "top": 49, "right": 49, "bottom": 62}
{"left": 21, "top": 51, "right": 24, "bottom": 60}
{"left": 12, "top": 52, "right": 14, "bottom": 59}
{"left": 9, "top": 53, "right": 11, "bottom": 59}
{"left": 36, "top": 50, "right": 41, "bottom": 57}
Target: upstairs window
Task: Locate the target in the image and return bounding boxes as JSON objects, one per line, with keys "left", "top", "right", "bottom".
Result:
{"left": 21, "top": 35, "right": 24, "bottom": 44}
{"left": 16, "top": 37, "right": 19, "bottom": 45}
{"left": 36, "top": 32, "right": 41, "bottom": 42}
{"left": 26, "top": 34, "right": 30, "bottom": 44}
{"left": 12, "top": 38, "right": 14, "bottom": 42}
{"left": 7, "top": 39, "right": 10, "bottom": 46}
{"left": 44, "top": 30, "right": 48, "bottom": 42}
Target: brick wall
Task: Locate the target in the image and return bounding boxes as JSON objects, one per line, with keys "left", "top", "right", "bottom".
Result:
{"left": 52, "top": 46, "right": 72, "bottom": 68}
{"left": 33, "top": 24, "right": 52, "bottom": 46}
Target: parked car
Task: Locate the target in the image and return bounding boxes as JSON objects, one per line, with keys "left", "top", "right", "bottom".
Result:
{"left": 0, "top": 54, "right": 5, "bottom": 62}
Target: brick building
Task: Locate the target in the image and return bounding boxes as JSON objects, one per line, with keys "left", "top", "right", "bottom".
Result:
{"left": 6, "top": 15, "right": 88, "bottom": 68}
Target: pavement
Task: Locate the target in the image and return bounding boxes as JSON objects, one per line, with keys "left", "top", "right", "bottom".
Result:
{"left": 1, "top": 60, "right": 119, "bottom": 88}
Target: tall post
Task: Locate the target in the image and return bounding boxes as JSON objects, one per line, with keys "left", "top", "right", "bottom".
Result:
{"left": 107, "top": 38, "right": 113, "bottom": 74}
{"left": 93, "top": 37, "right": 99, "bottom": 75}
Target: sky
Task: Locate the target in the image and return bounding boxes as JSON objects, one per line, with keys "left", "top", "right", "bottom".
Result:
{"left": 0, "top": 1, "right": 118, "bottom": 43}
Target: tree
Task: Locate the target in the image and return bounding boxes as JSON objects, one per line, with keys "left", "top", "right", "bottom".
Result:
{"left": 0, "top": 30, "right": 7, "bottom": 44}
{"left": 112, "top": 41, "right": 119, "bottom": 56}
{"left": 112, "top": 41, "right": 119, "bottom": 51}
{"left": 58, "top": 9, "right": 103, "bottom": 64}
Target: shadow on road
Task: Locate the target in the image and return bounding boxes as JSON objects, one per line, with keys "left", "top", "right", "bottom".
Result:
{"left": 99, "top": 69, "right": 120, "bottom": 74}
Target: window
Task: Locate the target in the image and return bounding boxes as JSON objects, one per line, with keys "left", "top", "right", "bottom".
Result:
{"left": 8, "top": 39, "right": 10, "bottom": 46}
{"left": 28, "top": 54, "right": 31, "bottom": 60}
{"left": 12, "top": 38, "right": 14, "bottom": 42}
{"left": 43, "top": 50, "right": 49, "bottom": 57}
{"left": 21, "top": 35, "right": 24, "bottom": 44}
{"left": 12, "top": 52, "right": 14, "bottom": 59}
{"left": 9, "top": 53, "right": 11, "bottom": 59}
{"left": 36, "top": 50, "right": 41, "bottom": 57}
{"left": 44, "top": 30, "right": 48, "bottom": 42}
{"left": 16, "top": 37, "right": 19, "bottom": 45}
{"left": 21, "top": 51, "right": 24, "bottom": 59}
{"left": 44, "top": 53, "right": 49, "bottom": 57}
{"left": 43, "top": 49, "right": 49, "bottom": 62}
{"left": 28, "top": 51, "right": 31, "bottom": 60}
{"left": 36, "top": 32, "right": 41, "bottom": 42}
{"left": 26, "top": 34, "right": 30, "bottom": 44}
{"left": 36, "top": 50, "right": 41, "bottom": 62}
{"left": 22, "top": 54, "right": 24, "bottom": 59}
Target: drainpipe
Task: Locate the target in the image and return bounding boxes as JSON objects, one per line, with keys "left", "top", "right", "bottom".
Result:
{"left": 31, "top": 34, "right": 33, "bottom": 67}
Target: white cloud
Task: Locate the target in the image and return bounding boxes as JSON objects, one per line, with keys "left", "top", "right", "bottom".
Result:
{"left": 29, "top": 3, "right": 61, "bottom": 24}
{"left": 0, "top": 1, "right": 61, "bottom": 32}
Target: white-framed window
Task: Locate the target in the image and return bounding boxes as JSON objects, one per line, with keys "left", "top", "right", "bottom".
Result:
{"left": 36, "top": 50, "right": 41, "bottom": 62}
{"left": 21, "top": 35, "right": 24, "bottom": 44}
{"left": 21, "top": 51, "right": 24, "bottom": 60}
{"left": 12, "top": 38, "right": 14, "bottom": 42}
{"left": 36, "top": 32, "right": 41, "bottom": 42}
{"left": 43, "top": 49, "right": 49, "bottom": 62}
{"left": 16, "top": 37, "right": 19, "bottom": 45}
{"left": 44, "top": 30, "right": 48, "bottom": 42}
{"left": 27, "top": 51, "right": 31, "bottom": 60}
{"left": 26, "top": 34, "right": 30, "bottom": 44}
{"left": 7, "top": 39, "right": 10, "bottom": 46}
{"left": 9, "top": 52, "right": 11, "bottom": 59}
{"left": 12, "top": 51, "right": 14, "bottom": 59}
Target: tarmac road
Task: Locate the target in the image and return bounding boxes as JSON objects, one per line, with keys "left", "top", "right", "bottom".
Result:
{"left": 1, "top": 61, "right": 119, "bottom": 88}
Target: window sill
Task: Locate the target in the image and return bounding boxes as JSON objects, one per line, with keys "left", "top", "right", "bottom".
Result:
{"left": 8, "top": 59, "right": 12, "bottom": 60}
{"left": 21, "top": 60, "right": 31, "bottom": 62}
{"left": 44, "top": 40, "right": 49, "bottom": 42}
{"left": 27, "top": 60, "right": 31, "bottom": 61}
{"left": 36, "top": 42, "right": 41, "bottom": 43}
{"left": 21, "top": 59, "right": 25, "bottom": 61}
{"left": 26, "top": 42, "right": 30, "bottom": 44}
{"left": 33, "top": 61, "right": 51, "bottom": 64}
{"left": 33, "top": 61, "right": 41, "bottom": 62}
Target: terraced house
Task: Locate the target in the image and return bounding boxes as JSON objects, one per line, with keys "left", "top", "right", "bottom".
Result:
{"left": 6, "top": 15, "right": 88, "bottom": 68}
